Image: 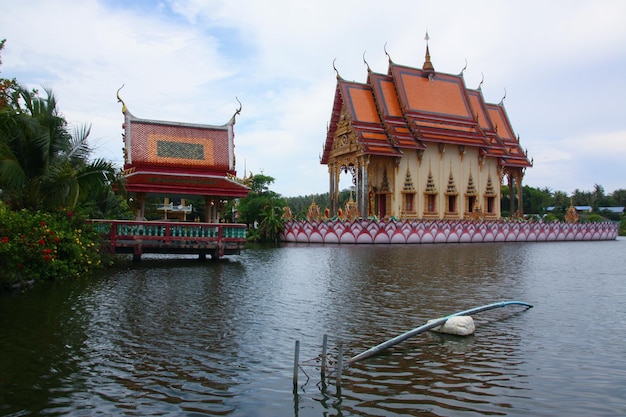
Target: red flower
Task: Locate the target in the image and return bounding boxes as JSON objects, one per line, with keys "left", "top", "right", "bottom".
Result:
{"left": 38, "top": 239, "right": 46, "bottom": 245}
{"left": 17, "top": 263, "right": 23, "bottom": 269}
{"left": 1, "top": 236, "right": 8, "bottom": 243}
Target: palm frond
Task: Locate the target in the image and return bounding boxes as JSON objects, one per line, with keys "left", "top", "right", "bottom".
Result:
{"left": 66, "top": 124, "right": 92, "bottom": 165}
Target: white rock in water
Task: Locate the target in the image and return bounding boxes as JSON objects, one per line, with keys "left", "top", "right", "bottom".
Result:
{"left": 428, "top": 316, "right": 475, "bottom": 336}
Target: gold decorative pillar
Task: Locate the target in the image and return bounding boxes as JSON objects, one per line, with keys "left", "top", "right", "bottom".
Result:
{"left": 328, "top": 162, "right": 338, "bottom": 216}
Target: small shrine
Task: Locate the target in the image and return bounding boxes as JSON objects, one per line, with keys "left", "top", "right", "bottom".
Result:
{"left": 117, "top": 90, "right": 250, "bottom": 221}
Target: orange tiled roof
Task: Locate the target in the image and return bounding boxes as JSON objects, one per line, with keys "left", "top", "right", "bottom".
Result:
{"left": 486, "top": 103, "right": 532, "bottom": 168}
{"left": 122, "top": 108, "right": 250, "bottom": 197}
{"left": 124, "top": 111, "right": 234, "bottom": 171}
{"left": 322, "top": 47, "right": 532, "bottom": 170}
{"left": 337, "top": 80, "right": 403, "bottom": 158}
{"left": 370, "top": 72, "right": 425, "bottom": 150}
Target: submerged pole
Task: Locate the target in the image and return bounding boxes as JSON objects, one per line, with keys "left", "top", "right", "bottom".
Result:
{"left": 321, "top": 334, "right": 328, "bottom": 378}
{"left": 336, "top": 344, "right": 343, "bottom": 391}
{"left": 347, "top": 301, "right": 533, "bottom": 365}
{"left": 293, "top": 340, "right": 300, "bottom": 390}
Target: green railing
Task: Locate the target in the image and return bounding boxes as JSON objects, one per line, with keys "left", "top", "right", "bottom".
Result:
{"left": 88, "top": 220, "right": 247, "bottom": 258}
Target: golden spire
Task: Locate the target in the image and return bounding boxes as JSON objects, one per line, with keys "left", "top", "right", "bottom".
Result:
{"left": 466, "top": 170, "right": 477, "bottom": 196}
{"left": 446, "top": 166, "right": 458, "bottom": 195}
{"left": 425, "top": 163, "right": 437, "bottom": 194}
{"left": 485, "top": 173, "right": 497, "bottom": 197}
{"left": 403, "top": 168, "right": 415, "bottom": 192}
{"left": 422, "top": 31, "right": 435, "bottom": 74}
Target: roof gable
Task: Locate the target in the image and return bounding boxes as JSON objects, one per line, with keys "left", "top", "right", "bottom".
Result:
{"left": 340, "top": 82, "right": 381, "bottom": 124}
{"left": 370, "top": 74, "right": 403, "bottom": 117}
{"left": 120, "top": 106, "right": 249, "bottom": 197}
{"left": 486, "top": 103, "right": 532, "bottom": 168}
{"left": 124, "top": 111, "right": 235, "bottom": 171}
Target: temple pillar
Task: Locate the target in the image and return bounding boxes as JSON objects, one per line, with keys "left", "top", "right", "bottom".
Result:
{"left": 515, "top": 170, "right": 524, "bottom": 217}
{"left": 329, "top": 163, "right": 339, "bottom": 216}
{"left": 508, "top": 174, "right": 515, "bottom": 217}
{"left": 136, "top": 193, "right": 146, "bottom": 221}
{"left": 360, "top": 161, "right": 368, "bottom": 218}
{"left": 204, "top": 197, "right": 216, "bottom": 223}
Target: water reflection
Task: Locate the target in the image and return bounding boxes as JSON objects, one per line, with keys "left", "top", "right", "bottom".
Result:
{"left": 1, "top": 240, "right": 626, "bottom": 416}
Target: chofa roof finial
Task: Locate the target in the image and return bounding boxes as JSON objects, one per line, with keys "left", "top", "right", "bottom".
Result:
{"left": 332, "top": 57, "right": 342, "bottom": 79}
{"left": 384, "top": 42, "right": 393, "bottom": 63}
{"left": 116, "top": 84, "right": 127, "bottom": 114}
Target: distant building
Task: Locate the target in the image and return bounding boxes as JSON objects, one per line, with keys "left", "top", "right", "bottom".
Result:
{"left": 321, "top": 37, "right": 532, "bottom": 220}
{"left": 546, "top": 206, "right": 625, "bottom": 214}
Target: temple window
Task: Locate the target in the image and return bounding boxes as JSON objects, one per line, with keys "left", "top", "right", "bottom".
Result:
{"left": 448, "top": 195, "right": 457, "bottom": 213}
{"left": 483, "top": 173, "right": 497, "bottom": 216}
{"left": 444, "top": 166, "right": 458, "bottom": 217}
{"left": 427, "top": 194, "right": 437, "bottom": 213}
{"left": 423, "top": 166, "right": 438, "bottom": 216}
{"left": 404, "top": 193, "right": 415, "bottom": 212}
{"left": 401, "top": 168, "right": 416, "bottom": 217}
{"left": 468, "top": 196, "right": 476, "bottom": 212}
{"left": 486, "top": 196, "right": 495, "bottom": 213}
{"left": 464, "top": 171, "right": 478, "bottom": 218}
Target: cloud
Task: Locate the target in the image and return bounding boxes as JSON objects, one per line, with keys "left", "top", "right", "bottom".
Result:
{"left": 2, "top": 0, "right": 626, "bottom": 197}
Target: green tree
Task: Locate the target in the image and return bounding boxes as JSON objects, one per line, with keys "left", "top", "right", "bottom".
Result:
{"left": 0, "top": 85, "right": 117, "bottom": 212}
{"left": 236, "top": 174, "right": 287, "bottom": 241}
{"left": 284, "top": 188, "right": 353, "bottom": 219}
{"left": 551, "top": 190, "right": 570, "bottom": 211}
{"left": 571, "top": 188, "right": 592, "bottom": 207}
{"left": 522, "top": 185, "right": 551, "bottom": 215}
{"left": 610, "top": 189, "right": 626, "bottom": 207}
{"left": 257, "top": 198, "right": 284, "bottom": 243}
{"left": 591, "top": 183, "right": 612, "bottom": 209}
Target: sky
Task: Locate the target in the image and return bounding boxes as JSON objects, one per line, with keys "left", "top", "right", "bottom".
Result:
{"left": 2, "top": 0, "right": 626, "bottom": 197}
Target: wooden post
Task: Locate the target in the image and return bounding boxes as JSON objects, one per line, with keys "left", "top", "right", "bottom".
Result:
{"left": 336, "top": 344, "right": 343, "bottom": 392}
{"left": 293, "top": 340, "right": 300, "bottom": 391}
{"left": 321, "top": 334, "right": 328, "bottom": 378}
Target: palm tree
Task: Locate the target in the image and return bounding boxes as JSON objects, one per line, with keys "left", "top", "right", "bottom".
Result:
{"left": 0, "top": 86, "right": 116, "bottom": 212}
{"left": 258, "top": 199, "right": 284, "bottom": 243}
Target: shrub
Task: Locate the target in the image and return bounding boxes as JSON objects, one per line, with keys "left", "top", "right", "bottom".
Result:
{"left": 0, "top": 204, "right": 107, "bottom": 288}
{"left": 581, "top": 213, "right": 605, "bottom": 223}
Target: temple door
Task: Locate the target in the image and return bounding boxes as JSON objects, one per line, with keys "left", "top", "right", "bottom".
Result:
{"left": 378, "top": 194, "right": 387, "bottom": 218}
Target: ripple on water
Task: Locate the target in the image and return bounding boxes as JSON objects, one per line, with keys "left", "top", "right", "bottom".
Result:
{"left": 2, "top": 242, "right": 626, "bottom": 416}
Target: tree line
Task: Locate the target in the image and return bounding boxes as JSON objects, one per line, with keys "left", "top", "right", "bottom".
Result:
{"left": 283, "top": 184, "right": 626, "bottom": 221}
{"left": 503, "top": 184, "right": 626, "bottom": 220}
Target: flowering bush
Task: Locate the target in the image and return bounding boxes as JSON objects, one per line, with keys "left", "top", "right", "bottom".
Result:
{"left": 0, "top": 204, "right": 107, "bottom": 288}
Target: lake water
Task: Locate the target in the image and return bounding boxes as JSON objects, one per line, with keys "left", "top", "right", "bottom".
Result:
{"left": 1, "top": 238, "right": 626, "bottom": 416}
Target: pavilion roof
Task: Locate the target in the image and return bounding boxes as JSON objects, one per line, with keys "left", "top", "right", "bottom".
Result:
{"left": 120, "top": 104, "right": 249, "bottom": 198}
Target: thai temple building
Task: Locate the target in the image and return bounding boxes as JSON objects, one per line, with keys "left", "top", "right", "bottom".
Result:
{"left": 117, "top": 92, "right": 250, "bottom": 222}
{"left": 321, "top": 37, "right": 532, "bottom": 220}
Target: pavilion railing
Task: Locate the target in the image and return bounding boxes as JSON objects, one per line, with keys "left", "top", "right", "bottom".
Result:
{"left": 88, "top": 219, "right": 247, "bottom": 258}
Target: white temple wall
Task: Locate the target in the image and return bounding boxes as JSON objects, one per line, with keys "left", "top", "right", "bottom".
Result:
{"left": 383, "top": 145, "right": 500, "bottom": 220}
